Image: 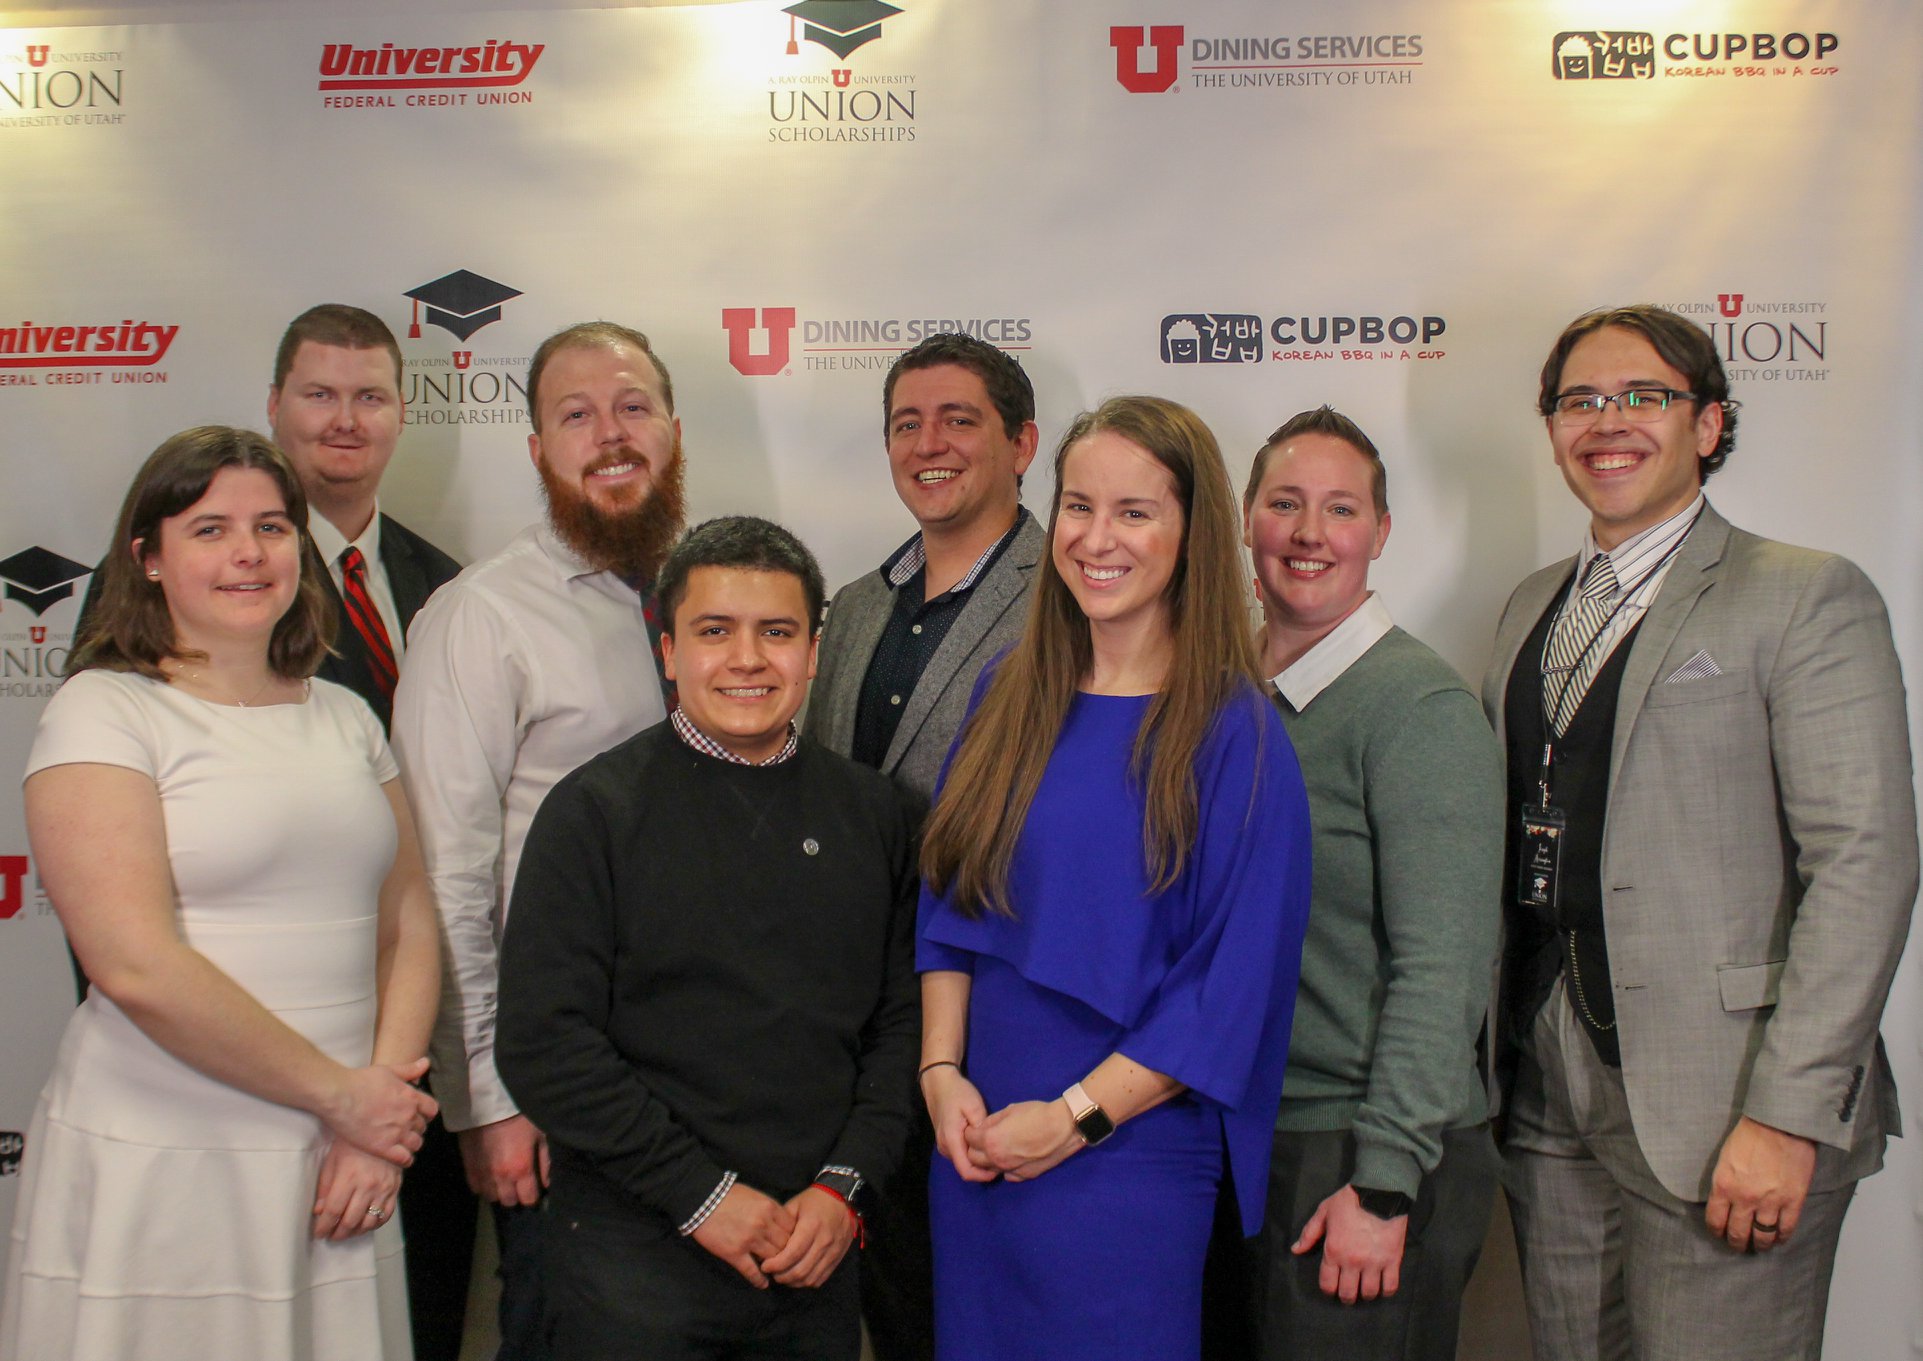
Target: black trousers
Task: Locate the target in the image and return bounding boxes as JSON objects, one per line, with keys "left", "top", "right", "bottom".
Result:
{"left": 548, "top": 1176, "right": 861, "bottom": 1361}
{"left": 1206, "top": 1124, "right": 1499, "bottom": 1361}
{"left": 399, "top": 1107, "right": 479, "bottom": 1361}
{"left": 858, "top": 1107, "right": 936, "bottom": 1361}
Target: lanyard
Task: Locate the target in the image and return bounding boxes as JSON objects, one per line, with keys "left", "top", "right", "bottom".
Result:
{"left": 1534, "top": 534, "right": 1687, "bottom": 807}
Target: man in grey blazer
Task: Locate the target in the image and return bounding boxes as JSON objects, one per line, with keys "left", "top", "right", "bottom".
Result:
{"left": 807, "top": 331, "right": 1042, "bottom": 1361}
{"left": 1485, "top": 304, "right": 1916, "bottom": 1360}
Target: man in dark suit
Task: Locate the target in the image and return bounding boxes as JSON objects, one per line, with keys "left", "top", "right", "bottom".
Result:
{"left": 1485, "top": 304, "right": 1916, "bottom": 1360}
{"left": 265, "top": 304, "right": 461, "bottom": 731}
{"left": 805, "top": 331, "right": 1042, "bottom": 1361}
{"left": 267, "top": 304, "right": 469, "bottom": 1361}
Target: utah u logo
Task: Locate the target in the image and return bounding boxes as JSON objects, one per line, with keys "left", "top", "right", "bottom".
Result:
{"left": 833, "top": 69, "right": 852, "bottom": 88}
{"left": 29, "top": 626, "right": 46, "bottom": 645}
{"left": 27, "top": 45, "right": 49, "bottom": 67}
{"left": 0, "top": 856, "right": 27, "bottom": 921}
{"left": 1718, "top": 294, "right": 1744, "bottom": 318}
{"left": 453, "top": 351, "right": 472, "bottom": 370}
{"left": 721, "top": 307, "right": 797, "bottom": 377}
{"left": 1110, "top": 25, "right": 1182, "bottom": 93}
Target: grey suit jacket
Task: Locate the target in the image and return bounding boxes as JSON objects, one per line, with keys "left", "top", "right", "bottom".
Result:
{"left": 1483, "top": 502, "right": 1917, "bottom": 1201}
{"left": 808, "top": 514, "right": 1044, "bottom": 802}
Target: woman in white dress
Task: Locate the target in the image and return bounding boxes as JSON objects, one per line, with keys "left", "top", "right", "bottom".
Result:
{"left": 0, "top": 427, "right": 441, "bottom": 1361}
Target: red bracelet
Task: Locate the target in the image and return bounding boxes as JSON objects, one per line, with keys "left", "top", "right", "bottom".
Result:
{"left": 809, "top": 1181, "right": 866, "bottom": 1248}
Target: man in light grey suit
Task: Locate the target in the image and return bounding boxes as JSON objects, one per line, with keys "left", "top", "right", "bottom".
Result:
{"left": 1486, "top": 304, "right": 1916, "bottom": 1361}
{"left": 807, "top": 330, "right": 1042, "bottom": 1361}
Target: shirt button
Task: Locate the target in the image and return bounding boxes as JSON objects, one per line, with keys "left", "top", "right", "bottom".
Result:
{"left": 911, "top": 624, "right": 922, "bottom": 635}
{"left": 890, "top": 694, "right": 902, "bottom": 706}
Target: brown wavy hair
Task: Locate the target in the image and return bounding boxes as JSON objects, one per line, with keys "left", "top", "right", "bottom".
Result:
{"left": 69, "top": 426, "right": 335, "bottom": 680}
{"left": 921, "top": 395, "right": 1261, "bottom": 918}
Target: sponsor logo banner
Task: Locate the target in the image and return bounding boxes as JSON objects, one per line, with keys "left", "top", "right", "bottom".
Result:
{"left": 0, "top": 1131, "right": 23, "bottom": 1176}
{"left": 722, "top": 306, "right": 1033, "bottom": 376}
{"left": 0, "top": 320, "right": 178, "bottom": 388}
{"left": 0, "top": 547, "right": 89, "bottom": 699}
{"left": 398, "top": 272, "right": 531, "bottom": 424}
{"left": 1553, "top": 30, "right": 1838, "bottom": 81}
{"left": 1112, "top": 24, "right": 1425, "bottom": 94}
{"left": 767, "top": 1, "right": 917, "bottom": 144}
{"left": 1656, "top": 293, "right": 1831, "bottom": 383}
{"left": 0, "top": 856, "right": 28, "bottom": 921}
{"left": 1159, "top": 311, "right": 1448, "bottom": 365}
{"left": 1, "top": 41, "right": 127, "bottom": 127}
{"left": 319, "top": 39, "right": 544, "bottom": 109}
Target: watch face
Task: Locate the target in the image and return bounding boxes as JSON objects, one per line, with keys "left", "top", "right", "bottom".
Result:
{"left": 1075, "top": 1106, "right": 1117, "bottom": 1146}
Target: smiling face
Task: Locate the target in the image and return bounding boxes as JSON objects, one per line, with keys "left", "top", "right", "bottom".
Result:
{"left": 1548, "top": 326, "right": 1721, "bottom": 549}
{"left": 1051, "top": 430, "right": 1186, "bottom": 646}
{"left": 140, "top": 465, "right": 300, "bottom": 654}
{"left": 1245, "top": 431, "right": 1389, "bottom": 644}
{"left": 266, "top": 342, "right": 403, "bottom": 526}
{"left": 885, "top": 363, "right": 1037, "bottom": 543}
{"left": 529, "top": 339, "right": 681, "bottom": 514}
{"left": 660, "top": 565, "right": 819, "bottom": 763}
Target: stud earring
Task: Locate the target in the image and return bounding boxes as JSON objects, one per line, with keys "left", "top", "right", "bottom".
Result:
{"left": 147, "top": 569, "right": 161, "bottom": 580}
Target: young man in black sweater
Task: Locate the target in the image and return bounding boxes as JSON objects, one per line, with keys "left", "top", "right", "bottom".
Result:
{"left": 497, "top": 517, "right": 921, "bottom": 1360}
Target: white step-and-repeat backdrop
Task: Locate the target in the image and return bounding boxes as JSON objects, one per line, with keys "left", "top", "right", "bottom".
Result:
{"left": 3, "top": 2, "right": 1918, "bottom": 1352}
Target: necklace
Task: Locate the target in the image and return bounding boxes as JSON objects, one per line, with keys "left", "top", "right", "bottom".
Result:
{"left": 170, "top": 664, "right": 280, "bottom": 707}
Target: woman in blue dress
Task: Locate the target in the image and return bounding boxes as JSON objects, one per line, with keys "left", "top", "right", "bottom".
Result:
{"left": 916, "top": 396, "right": 1313, "bottom": 1360}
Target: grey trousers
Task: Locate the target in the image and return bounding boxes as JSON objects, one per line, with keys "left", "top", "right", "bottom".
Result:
{"left": 1503, "top": 981, "right": 1854, "bottom": 1361}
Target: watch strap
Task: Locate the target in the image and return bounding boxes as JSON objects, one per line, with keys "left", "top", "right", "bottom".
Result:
{"left": 1062, "top": 1081, "right": 1116, "bottom": 1146}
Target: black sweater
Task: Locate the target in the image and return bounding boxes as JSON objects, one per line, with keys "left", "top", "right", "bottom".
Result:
{"left": 497, "top": 723, "right": 921, "bottom": 1228}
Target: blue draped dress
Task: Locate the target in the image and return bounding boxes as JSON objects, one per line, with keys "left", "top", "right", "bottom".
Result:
{"left": 918, "top": 685, "right": 1312, "bottom": 1360}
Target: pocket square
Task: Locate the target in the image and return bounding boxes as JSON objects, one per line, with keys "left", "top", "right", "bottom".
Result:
{"left": 1663, "top": 649, "right": 1722, "bottom": 683}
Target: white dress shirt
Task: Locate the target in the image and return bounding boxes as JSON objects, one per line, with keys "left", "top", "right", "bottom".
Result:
{"left": 1559, "top": 493, "right": 1705, "bottom": 684}
{"left": 308, "top": 506, "right": 406, "bottom": 662}
{"left": 390, "top": 522, "right": 668, "bottom": 1130}
{"left": 1273, "top": 592, "right": 1396, "bottom": 709}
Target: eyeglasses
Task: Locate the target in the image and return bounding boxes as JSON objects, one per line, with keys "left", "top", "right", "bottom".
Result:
{"left": 1551, "top": 388, "right": 1697, "bottom": 426}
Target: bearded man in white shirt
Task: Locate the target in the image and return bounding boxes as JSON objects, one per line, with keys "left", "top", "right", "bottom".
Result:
{"left": 391, "top": 320, "right": 686, "bottom": 1361}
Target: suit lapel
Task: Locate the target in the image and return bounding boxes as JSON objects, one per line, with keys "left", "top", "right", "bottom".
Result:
{"left": 1488, "top": 557, "right": 1577, "bottom": 752}
{"left": 378, "top": 515, "right": 431, "bottom": 633}
{"left": 818, "top": 582, "right": 892, "bottom": 753}
{"left": 1606, "top": 504, "right": 1730, "bottom": 798}
{"left": 882, "top": 517, "right": 1041, "bottom": 775}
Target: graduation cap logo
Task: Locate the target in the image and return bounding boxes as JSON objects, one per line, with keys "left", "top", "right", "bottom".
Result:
{"left": 783, "top": 1, "right": 903, "bottom": 60}
{"left": 404, "top": 270, "right": 524, "bottom": 342}
{"left": 0, "top": 546, "right": 92, "bottom": 617}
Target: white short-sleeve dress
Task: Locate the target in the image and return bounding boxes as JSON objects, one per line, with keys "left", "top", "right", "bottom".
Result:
{"left": 0, "top": 670, "right": 413, "bottom": 1361}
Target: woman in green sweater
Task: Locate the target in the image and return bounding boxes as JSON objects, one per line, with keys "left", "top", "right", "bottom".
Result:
{"left": 1226, "top": 406, "right": 1504, "bottom": 1361}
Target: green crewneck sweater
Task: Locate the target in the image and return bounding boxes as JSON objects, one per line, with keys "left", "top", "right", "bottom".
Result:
{"left": 1271, "top": 626, "right": 1503, "bottom": 1198}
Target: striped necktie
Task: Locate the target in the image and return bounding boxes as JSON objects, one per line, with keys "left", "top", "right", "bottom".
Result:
{"left": 1543, "top": 553, "right": 1619, "bottom": 735}
{"left": 340, "top": 546, "right": 398, "bottom": 701}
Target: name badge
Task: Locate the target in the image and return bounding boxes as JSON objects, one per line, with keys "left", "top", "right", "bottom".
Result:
{"left": 1517, "top": 804, "right": 1566, "bottom": 911}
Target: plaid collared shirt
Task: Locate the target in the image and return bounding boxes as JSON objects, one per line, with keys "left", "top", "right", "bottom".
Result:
{"left": 670, "top": 705, "right": 799, "bottom": 766}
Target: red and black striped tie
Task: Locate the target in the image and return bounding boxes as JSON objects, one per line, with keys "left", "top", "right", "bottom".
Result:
{"left": 340, "top": 546, "right": 398, "bottom": 701}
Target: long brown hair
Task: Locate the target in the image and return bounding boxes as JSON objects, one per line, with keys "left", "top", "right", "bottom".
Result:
{"left": 921, "top": 396, "right": 1260, "bottom": 918}
{"left": 69, "top": 426, "right": 335, "bottom": 680}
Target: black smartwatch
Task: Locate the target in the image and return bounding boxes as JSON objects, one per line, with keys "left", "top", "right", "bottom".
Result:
{"left": 1062, "top": 1082, "right": 1116, "bottom": 1146}
{"left": 1353, "top": 1185, "right": 1413, "bottom": 1220}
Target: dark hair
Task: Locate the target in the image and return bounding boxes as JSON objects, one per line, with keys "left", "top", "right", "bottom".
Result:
{"left": 526, "top": 322, "right": 675, "bottom": 430}
{"left": 1244, "top": 405, "right": 1389, "bottom": 516}
{"left": 922, "top": 396, "right": 1262, "bottom": 918}
{"left": 656, "top": 516, "right": 826, "bottom": 637}
{"left": 1537, "top": 304, "right": 1739, "bottom": 480}
{"left": 69, "top": 427, "right": 335, "bottom": 680}
{"left": 273, "top": 304, "right": 404, "bottom": 392}
{"left": 882, "top": 332, "right": 1035, "bottom": 440}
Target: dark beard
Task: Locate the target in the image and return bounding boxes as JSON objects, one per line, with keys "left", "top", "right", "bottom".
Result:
{"left": 538, "top": 440, "right": 687, "bottom": 583}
